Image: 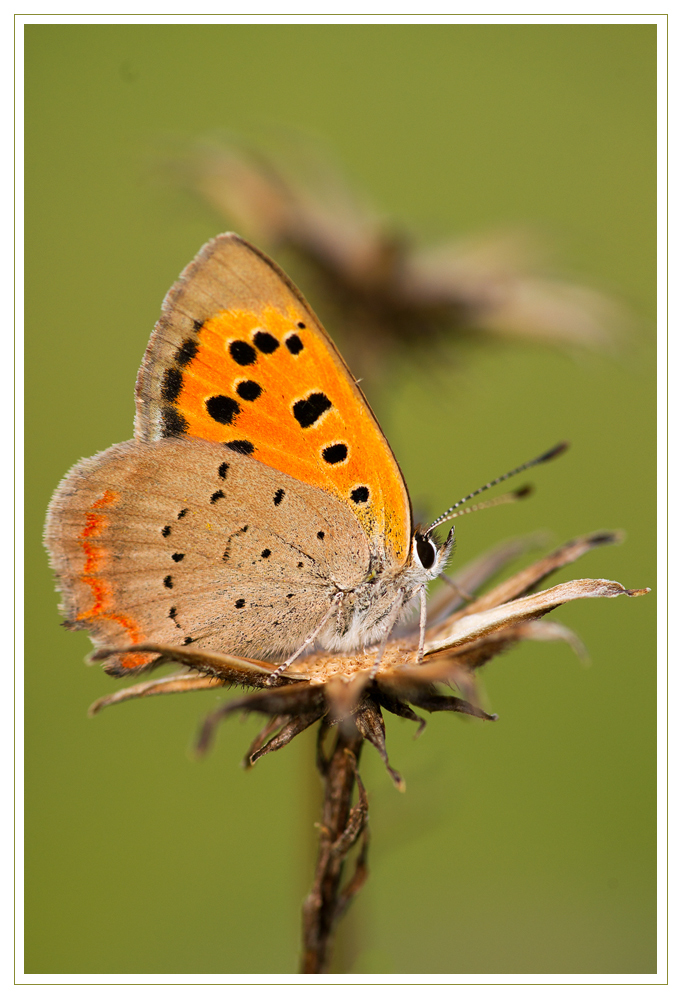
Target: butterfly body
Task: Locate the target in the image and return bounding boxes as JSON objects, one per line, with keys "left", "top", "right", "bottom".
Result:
{"left": 45, "top": 234, "right": 452, "bottom": 677}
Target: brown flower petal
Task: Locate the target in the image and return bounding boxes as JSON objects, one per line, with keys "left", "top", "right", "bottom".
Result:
{"left": 195, "top": 683, "right": 324, "bottom": 757}
{"left": 512, "top": 619, "right": 589, "bottom": 663}
{"left": 425, "top": 531, "right": 551, "bottom": 626}
{"left": 373, "top": 688, "right": 426, "bottom": 736}
{"left": 90, "top": 641, "right": 285, "bottom": 685}
{"left": 88, "top": 671, "right": 225, "bottom": 716}
{"left": 248, "top": 712, "right": 325, "bottom": 767}
{"left": 438, "top": 531, "right": 623, "bottom": 629}
{"left": 354, "top": 699, "right": 405, "bottom": 791}
{"left": 426, "top": 578, "right": 649, "bottom": 656}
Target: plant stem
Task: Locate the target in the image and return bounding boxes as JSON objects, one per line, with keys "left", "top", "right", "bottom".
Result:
{"left": 300, "top": 725, "right": 369, "bottom": 974}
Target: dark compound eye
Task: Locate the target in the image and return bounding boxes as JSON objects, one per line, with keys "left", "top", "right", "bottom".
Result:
{"left": 229, "top": 340, "right": 257, "bottom": 366}
{"left": 206, "top": 395, "right": 240, "bottom": 425}
{"left": 414, "top": 533, "right": 437, "bottom": 569}
{"left": 253, "top": 331, "right": 279, "bottom": 353}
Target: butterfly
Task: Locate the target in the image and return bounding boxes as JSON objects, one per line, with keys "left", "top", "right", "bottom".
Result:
{"left": 44, "top": 233, "right": 560, "bottom": 682}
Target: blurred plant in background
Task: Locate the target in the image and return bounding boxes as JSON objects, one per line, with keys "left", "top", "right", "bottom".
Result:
{"left": 169, "top": 135, "right": 628, "bottom": 378}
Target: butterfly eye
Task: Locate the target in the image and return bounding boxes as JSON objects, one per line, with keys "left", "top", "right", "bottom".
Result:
{"left": 413, "top": 533, "right": 437, "bottom": 570}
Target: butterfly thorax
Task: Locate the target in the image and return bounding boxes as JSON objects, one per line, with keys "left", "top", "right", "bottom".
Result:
{"left": 318, "top": 529, "right": 454, "bottom": 653}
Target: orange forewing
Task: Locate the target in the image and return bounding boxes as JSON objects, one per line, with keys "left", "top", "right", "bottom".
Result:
{"left": 135, "top": 234, "right": 411, "bottom": 567}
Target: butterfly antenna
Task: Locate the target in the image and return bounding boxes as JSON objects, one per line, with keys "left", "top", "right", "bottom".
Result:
{"left": 426, "top": 442, "right": 568, "bottom": 533}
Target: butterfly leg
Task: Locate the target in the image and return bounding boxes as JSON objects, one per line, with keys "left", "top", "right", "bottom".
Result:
{"left": 416, "top": 584, "right": 427, "bottom": 663}
{"left": 369, "top": 590, "right": 405, "bottom": 681}
{"left": 266, "top": 591, "right": 345, "bottom": 686}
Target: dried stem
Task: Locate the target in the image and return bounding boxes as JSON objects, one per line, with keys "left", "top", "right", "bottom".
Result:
{"left": 300, "top": 724, "right": 369, "bottom": 974}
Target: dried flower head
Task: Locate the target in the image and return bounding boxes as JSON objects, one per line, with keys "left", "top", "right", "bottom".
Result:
{"left": 90, "top": 529, "right": 647, "bottom": 781}
{"left": 87, "top": 527, "right": 648, "bottom": 973}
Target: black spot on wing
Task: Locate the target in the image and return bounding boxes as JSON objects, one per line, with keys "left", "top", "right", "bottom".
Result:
{"left": 206, "top": 395, "right": 240, "bottom": 425}
{"left": 236, "top": 380, "right": 262, "bottom": 401}
{"left": 253, "top": 331, "right": 279, "bottom": 353}
{"left": 230, "top": 340, "right": 257, "bottom": 366}
{"left": 161, "top": 368, "right": 183, "bottom": 402}
{"left": 235, "top": 599, "right": 246, "bottom": 609}
{"left": 161, "top": 526, "right": 171, "bottom": 538}
{"left": 317, "top": 531, "right": 325, "bottom": 540}
{"left": 293, "top": 392, "right": 332, "bottom": 428}
{"left": 177, "top": 508, "right": 188, "bottom": 519}
{"left": 175, "top": 338, "right": 199, "bottom": 366}
{"left": 172, "top": 552, "right": 185, "bottom": 562}
{"left": 161, "top": 406, "right": 188, "bottom": 437}
{"left": 297, "top": 321, "right": 306, "bottom": 329}
{"left": 261, "top": 548, "right": 271, "bottom": 558}
{"left": 351, "top": 486, "right": 370, "bottom": 504}
{"left": 210, "top": 490, "right": 225, "bottom": 504}
{"left": 285, "top": 334, "right": 303, "bottom": 355}
{"left": 164, "top": 575, "right": 173, "bottom": 589}
{"left": 322, "top": 443, "right": 348, "bottom": 464}
{"left": 191, "top": 319, "right": 204, "bottom": 333}
{"left": 218, "top": 462, "right": 229, "bottom": 479}
{"left": 226, "top": 440, "right": 254, "bottom": 455}
{"left": 273, "top": 488, "right": 285, "bottom": 506}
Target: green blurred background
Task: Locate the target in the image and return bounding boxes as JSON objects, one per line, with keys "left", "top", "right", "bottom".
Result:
{"left": 25, "top": 24, "right": 656, "bottom": 975}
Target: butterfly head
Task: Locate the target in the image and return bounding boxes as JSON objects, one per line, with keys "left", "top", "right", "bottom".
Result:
{"left": 409, "top": 526, "right": 455, "bottom": 582}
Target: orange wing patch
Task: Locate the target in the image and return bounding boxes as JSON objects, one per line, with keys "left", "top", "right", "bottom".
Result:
{"left": 161, "top": 303, "right": 409, "bottom": 566}
{"left": 75, "top": 489, "right": 151, "bottom": 670}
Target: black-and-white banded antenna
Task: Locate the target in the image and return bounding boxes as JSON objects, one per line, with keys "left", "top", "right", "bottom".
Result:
{"left": 426, "top": 441, "right": 569, "bottom": 534}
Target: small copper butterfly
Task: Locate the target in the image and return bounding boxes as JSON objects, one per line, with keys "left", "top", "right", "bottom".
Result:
{"left": 44, "top": 234, "right": 560, "bottom": 681}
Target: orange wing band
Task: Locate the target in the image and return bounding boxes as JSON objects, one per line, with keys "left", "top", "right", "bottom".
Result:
{"left": 75, "top": 489, "right": 151, "bottom": 670}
